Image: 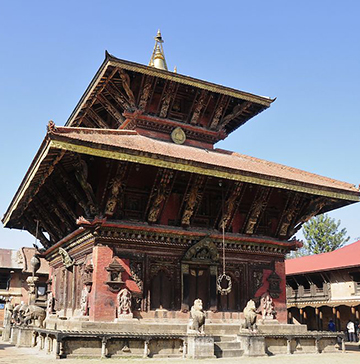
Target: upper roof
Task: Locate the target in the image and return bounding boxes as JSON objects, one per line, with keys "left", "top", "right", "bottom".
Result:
{"left": 64, "top": 52, "right": 274, "bottom": 146}
{"left": 285, "top": 240, "right": 360, "bottom": 275}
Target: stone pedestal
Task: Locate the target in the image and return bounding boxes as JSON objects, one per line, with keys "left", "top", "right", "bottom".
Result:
{"left": 16, "top": 328, "right": 33, "bottom": 347}
{"left": 238, "top": 333, "right": 266, "bottom": 356}
{"left": 187, "top": 335, "right": 215, "bottom": 359}
{"left": 10, "top": 326, "right": 19, "bottom": 345}
{"left": 1, "top": 323, "right": 12, "bottom": 341}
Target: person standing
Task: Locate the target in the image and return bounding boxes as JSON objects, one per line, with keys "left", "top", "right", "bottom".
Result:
{"left": 328, "top": 318, "right": 336, "bottom": 332}
{"left": 347, "top": 320, "right": 356, "bottom": 342}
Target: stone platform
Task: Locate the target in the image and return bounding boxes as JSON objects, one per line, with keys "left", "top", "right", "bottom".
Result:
{"left": 2, "top": 318, "right": 345, "bottom": 359}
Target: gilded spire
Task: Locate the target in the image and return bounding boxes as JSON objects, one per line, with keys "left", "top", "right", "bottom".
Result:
{"left": 149, "top": 29, "right": 168, "bottom": 71}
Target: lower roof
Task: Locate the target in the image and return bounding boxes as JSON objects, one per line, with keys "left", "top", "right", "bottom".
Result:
{"left": 286, "top": 240, "right": 360, "bottom": 275}
{"left": 3, "top": 126, "right": 359, "bottom": 228}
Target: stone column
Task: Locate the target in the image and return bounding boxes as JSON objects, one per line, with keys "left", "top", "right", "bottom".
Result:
{"left": 101, "top": 337, "right": 108, "bottom": 358}
{"left": 143, "top": 340, "right": 149, "bottom": 358}
{"left": 287, "top": 338, "right": 292, "bottom": 354}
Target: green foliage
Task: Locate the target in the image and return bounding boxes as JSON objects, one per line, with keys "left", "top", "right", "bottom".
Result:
{"left": 301, "top": 214, "right": 350, "bottom": 255}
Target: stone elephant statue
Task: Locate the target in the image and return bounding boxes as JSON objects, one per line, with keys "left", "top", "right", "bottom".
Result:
{"left": 23, "top": 305, "right": 46, "bottom": 328}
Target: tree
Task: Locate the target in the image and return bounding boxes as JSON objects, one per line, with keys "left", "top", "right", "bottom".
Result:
{"left": 301, "top": 214, "right": 350, "bottom": 255}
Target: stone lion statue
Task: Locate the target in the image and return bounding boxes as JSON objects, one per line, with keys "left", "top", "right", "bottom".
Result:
{"left": 243, "top": 299, "right": 258, "bottom": 332}
{"left": 23, "top": 305, "right": 46, "bottom": 328}
{"left": 188, "top": 298, "right": 206, "bottom": 334}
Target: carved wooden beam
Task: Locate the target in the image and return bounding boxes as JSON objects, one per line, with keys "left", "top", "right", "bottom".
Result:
{"left": 105, "top": 162, "right": 129, "bottom": 217}
{"left": 138, "top": 75, "right": 154, "bottom": 111}
{"left": 277, "top": 193, "right": 302, "bottom": 238}
{"left": 244, "top": 187, "right": 271, "bottom": 235}
{"left": 159, "top": 81, "right": 177, "bottom": 118}
{"left": 19, "top": 150, "right": 65, "bottom": 216}
{"left": 73, "top": 156, "right": 99, "bottom": 216}
{"left": 97, "top": 94, "right": 125, "bottom": 125}
{"left": 190, "top": 90, "right": 208, "bottom": 125}
{"left": 288, "top": 197, "right": 327, "bottom": 237}
{"left": 181, "top": 175, "right": 206, "bottom": 226}
{"left": 57, "top": 164, "right": 89, "bottom": 216}
{"left": 76, "top": 67, "right": 118, "bottom": 127}
{"left": 46, "top": 180, "right": 78, "bottom": 223}
{"left": 218, "top": 182, "right": 244, "bottom": 231}
{"left": 29, "top": 201, "right": 59, "bottom": 243}
{"left": 87, "top": 107, "right": 110, "bottom": 128}
{"left": 106, "top": 81, "right": 132, "bottom": 111}
{"left": 117, "top": 68, "right": 136, "bottom": 108}
{"left": 220, "top": 102, "right": 252, "bottom": 130}
{"left": 209, "top": 95, "right": 230, "bottom": 130}
{"left": 147, "top": 169, "right": 174, "bottom": 223}
{"left": 22, "top": 213, "right": 51, "bottom": 249}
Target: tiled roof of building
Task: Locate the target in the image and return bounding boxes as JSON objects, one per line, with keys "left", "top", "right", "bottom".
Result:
{"left": 285, "top": 240, "right": 360, "bottom": 275}
{"left": 50, "top": 127, "right": 358, "bottom": 196}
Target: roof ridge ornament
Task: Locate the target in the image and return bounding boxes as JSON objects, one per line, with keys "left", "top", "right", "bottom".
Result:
{"left": 149, "top": 29, "right": 168, "bottom": 71}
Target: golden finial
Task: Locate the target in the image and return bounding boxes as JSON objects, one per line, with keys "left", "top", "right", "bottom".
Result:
{"left": 149, "top": 29, "right": 168, "bottom": 71}
{"left": 174, "top": 66, "right": 177, "bottom": 73}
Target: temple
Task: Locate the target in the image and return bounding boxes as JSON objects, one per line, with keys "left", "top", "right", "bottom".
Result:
{"left": 2, "top": 31, "right": 359, "bottom": 357}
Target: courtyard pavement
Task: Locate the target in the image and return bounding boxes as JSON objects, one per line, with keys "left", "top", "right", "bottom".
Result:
{"left": 0, "top": 342, "right": 359, "bottom": 364}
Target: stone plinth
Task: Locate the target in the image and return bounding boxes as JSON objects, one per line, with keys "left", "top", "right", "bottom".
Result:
{"left": 187, "top": 335, "right": 215, "bottom": 359}
{"left": 238, "top": 333, "right": 266, "bottom": 356}
{"left": 2, "top": 323, "right": 12, "bottom": 341}
{"left": 16, "top": 328, "right": 33, "bottom": 347}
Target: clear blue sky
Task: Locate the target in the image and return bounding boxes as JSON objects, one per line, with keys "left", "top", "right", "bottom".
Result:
{"left": 1, "top": 1, "right": 360, "bottom": 250}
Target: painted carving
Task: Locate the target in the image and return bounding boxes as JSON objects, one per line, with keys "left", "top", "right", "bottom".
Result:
{"left": 209, "top": 95, "right": 227, "bottom": 130}
{"left": 243, "top": 299, "right": 258, "bottom": 332}
{"left": 106, "top": 257, "right": 125, "bottom": 292}
{"left": 279, "top": 194, "right": 301, "bottom": 237}
{"left": 219, "top": 182, "right": 243, "bottom": 231}
{"left": 159, "top": 82, "right": 177, "bottom": 118}
{"left": 190, "top": 90, "right": 208, "bottom": 125}
{"left": 148, "top": 169, "right": 173, "bottom": 223}
{"left": 139, "top": 76, "right": 153, "bottom": 110}
{"left": 183, "top": 238, "right": 219, "bottom": 262}
{"left": 181, "top": 176, "right": 205, "bottom": 226}
{"left": 59, "top": 247, "right": 74, "bottom": 269}
{"left": 105, "top": 164, "right": 127, "bottom": 217}
{"left": 245, "top": 187, "right": 271, "bottom": 234}
{"left": 118, "top": 69, "right": 136, "bottom": 107}
{"left": 260, "top": 292, "right": 276, "bottom": 320}
{"left": 117, "top": 288, "right": 133, "bottom": 318}
{"left": 74, "top": 157, "right": 99, "bottom": 216}
{"left": 187, "top": 299, "right": 205, "bottom": 334}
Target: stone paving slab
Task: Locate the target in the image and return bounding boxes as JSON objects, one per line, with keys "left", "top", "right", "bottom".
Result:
{"left": 0, "top": 342, "right": 359, "bottom": 364}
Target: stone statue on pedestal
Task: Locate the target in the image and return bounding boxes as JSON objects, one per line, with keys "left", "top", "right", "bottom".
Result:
{"left": 117, "top": 287, "right": 132, "bottom": 318}
{"left": 187, "top": 299, "right": 206, "bottom": 334}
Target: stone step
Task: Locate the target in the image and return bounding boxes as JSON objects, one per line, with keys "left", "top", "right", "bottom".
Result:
{"left": 205, "top": 324, "right": 241, "bottom": 335}
{"left": 221, "top": 349, "right": 244, "bottom": 358}
{"left": 215, "top": 341, "right": 241, "bottom": 350}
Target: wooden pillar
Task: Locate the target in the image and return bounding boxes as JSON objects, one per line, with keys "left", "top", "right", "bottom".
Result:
{"left": 181, "top": 264, "right": 190, "bottom": 311}
{"left": 315, "top": 307, "right": 320, "bottom": 330}
{"left": 336, "top": 308, "right": 341, "bottom": 331}
{"left": 209, "top": 265, "right": 217, "bottom": 312}
{"left": 299, "top": 308, "right": 304, "bottom": 324}
{"left": 319, "top": 309, "right": 323, "bottom": 331}
{"left": 288, "top": 311, "right": 292, "bottom": 324}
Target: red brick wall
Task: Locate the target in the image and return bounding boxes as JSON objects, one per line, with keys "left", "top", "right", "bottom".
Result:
{"left": 89, "top": 245, "right": 116, "bottom": 321}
